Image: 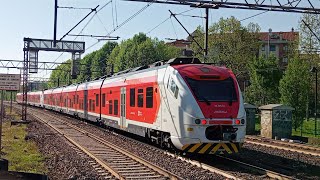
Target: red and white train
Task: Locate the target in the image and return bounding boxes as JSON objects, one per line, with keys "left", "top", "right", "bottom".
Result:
{"left": 17, "top": 57, "right": 246, "bottom": 154}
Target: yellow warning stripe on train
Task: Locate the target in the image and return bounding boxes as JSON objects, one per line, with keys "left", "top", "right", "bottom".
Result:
{"left": 182, "top": 143, "right": 240, "bottom": 154}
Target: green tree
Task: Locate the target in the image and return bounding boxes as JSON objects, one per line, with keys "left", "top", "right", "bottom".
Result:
{"left": 48, "top": 60, "right": 72, "bottom": 88}
{"left": 109, "top": 33, "right": 180, "bottom": 72}
{"left": 76, "top": 51, "right": 96, "bottom": 83}
{"left": 245, "top": 56, "right": 283, "bottom": 106}
{"left": 279, "top": 57, "right": 311, "bottom": 130}
{"left": 91, "top": 42, "right": 117, "bottom": 79}
{"left": 191, "top": 17, "right": 261, "bottom": 76}
{"left": 299, "top": 13, "right": 320, "bottom": 63}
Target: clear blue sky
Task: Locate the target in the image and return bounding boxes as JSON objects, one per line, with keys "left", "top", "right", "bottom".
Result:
{"left": 0, "top": 0, "right": 307, "bottom": 79}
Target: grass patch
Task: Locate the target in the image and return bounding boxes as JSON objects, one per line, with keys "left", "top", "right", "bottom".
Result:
{"left": 291, "top": 119, "right": 320, "bottom": 138}
{"left": 255, "top": 118, "right": 320, "bottom": 138}
{"left": 2, "top": 121, "right": 47, "bottom": 174}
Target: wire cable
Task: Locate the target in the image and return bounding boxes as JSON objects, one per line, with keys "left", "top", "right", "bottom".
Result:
{"left": 96, "top": 13, "right": 109, "bottom": 33}
{"left": 176, "top": 14, "right": 205, "bottom": 18}
{"left": 86, "top": 2, "right": 153, "bottom": 51}
{"left": 170, "top": 17, "right": 178, "bottom": 39}
{"left": 36, "top": 0, "right": 112, "bottom": 78}
{"left": 111, "top": 0, "right": 115, "bottom": 28}
{"left": 240, "top": 11, "right": 268, "bottom": 22}
{"left": 115, "top": 0, "right": 119, "bottom": 26}
{"left": 58, "top": 6, "right": 92, "bottom": 10}
{"left": 146, "top": 17, "right": 170, "bottom": 34}
{"left": 146, "top": 7, "right": 197, "bottom": 35}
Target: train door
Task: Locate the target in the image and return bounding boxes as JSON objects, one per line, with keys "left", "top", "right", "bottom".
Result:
{"left": 120, "top": 87, "right": 126, "bottom": 128}
{"left": 84, "top": 90, "right": 88, "bottom": 119}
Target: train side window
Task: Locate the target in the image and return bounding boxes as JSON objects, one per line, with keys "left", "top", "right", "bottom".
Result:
{"left": 114, "top": 100, "right": 118, "bottom": 115}
{"left": 137, "top": 89, "right": 143, "bottom": 107}
{"left": 89, "top": 99, "right": 92, "bottom": 111}
{"left": 130, "top": 88, "right": 135, "bottom": 107}
{"left": 93, "top": 101, "right": 95, "bottom": 111}
{"left": 102, "top": 94, "right": 106, "bottom": 107}
{"left": 109, "top": 100, "right": 113, "bottom": 114}
{"left": 146, "top": 87, "right": 153, "bottom": 108}
{"left": 96, "top": 94, "right": 99, "bottom": 106}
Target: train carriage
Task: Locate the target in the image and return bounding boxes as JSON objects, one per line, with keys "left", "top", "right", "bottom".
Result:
{"left": 43, "top": 89, "right": 55, "bottom": 110}
{"left": 60, "top": 84, "right": 78, "bottom": 115}
{"left": 28, "top": 91, "right": 42, "bottom": 107}
{"left": 18, "top": 57, "right": 246, "bottom": 155}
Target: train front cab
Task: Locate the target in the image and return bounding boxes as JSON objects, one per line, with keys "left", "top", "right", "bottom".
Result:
{"left": 165, "top": 64, "right": 246, "bottom": 155}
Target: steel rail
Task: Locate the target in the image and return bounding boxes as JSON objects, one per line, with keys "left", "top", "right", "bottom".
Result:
{"left": 215, "top": 155, "right": 298, "bottom": 180}
{"left": 8, "top": 103, "right": 299, "bottom": 180}
{"left": 245, "top": 136, "right": 320, "bottom": 157}
{"left": 25, "top": 106, "right": 181, "bottom": 180}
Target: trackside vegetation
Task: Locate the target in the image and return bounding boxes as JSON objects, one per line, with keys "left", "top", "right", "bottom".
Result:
{"left": 2, "top": 108, "right": 47, "bottom": 174}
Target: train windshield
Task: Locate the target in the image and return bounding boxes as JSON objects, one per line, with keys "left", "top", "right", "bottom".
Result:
{"left": 186, "top": 77, "right": 237, "bottom": 102}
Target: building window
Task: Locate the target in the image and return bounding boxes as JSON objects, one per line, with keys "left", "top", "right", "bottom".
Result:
{"left": 102, "top": 94, "right": 106, "bottom": 107}
{"left": 109, "top": 100, "right": 113, "bottom": 114}
{"left": 96, "top": 94, "right": 99, "bottom": 106}
{"left": 269, "top": 45, "right": 276, "bottom": 51}
{"left": 261, "top": 45, "right": 265, "bottom": 51}
{"left": 130, "top": 88, "right": 135, "bottom": 107}
{"left": 146, "top": 87, "right": 153, "bottom": 108}
{"left": 114, "top": 100, "right": 118, "bottom": 115}
{"left": 283, "top": 45, "right": 288, "bottom": 51}
{"left": 138, "top": 89, "right": 144, "bottom": 107}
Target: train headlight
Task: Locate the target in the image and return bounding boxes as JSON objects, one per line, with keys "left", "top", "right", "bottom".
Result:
{"left": 241, "top": 119, "right": 245, "bottom": 124}
{"left": 201, "top": 119, "right": 207, "bottom": 125}
{"left": 235, "top": 119, "right": 241, "bottom": 125}
{"left": 195, "top": 119, "right": 201, "bottom": 124}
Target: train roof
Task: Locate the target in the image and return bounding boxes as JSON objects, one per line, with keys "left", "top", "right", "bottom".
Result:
{"left": 53, "top": 57, "right": 223, "bottom": 89}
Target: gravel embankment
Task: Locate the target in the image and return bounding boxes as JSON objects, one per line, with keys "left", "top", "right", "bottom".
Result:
{"left": 27, "top": 118, "right": 108, "bottom": 180}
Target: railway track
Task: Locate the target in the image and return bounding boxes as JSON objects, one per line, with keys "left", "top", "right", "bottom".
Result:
{"left": 213, "top": 155, "right": 297, "bottom": 180}
{"left": 8, "top": 103, "right": 300, "bottom": 179}
{"left": 245, "top": 135, "right": 320, "bottom": 157}
{"left": 23, "top": 106, "right": 182, "bottom": 180}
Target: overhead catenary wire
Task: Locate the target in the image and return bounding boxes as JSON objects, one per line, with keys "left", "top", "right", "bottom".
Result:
{"left": 58, "top": 6, "right": 93, "bottom": 10}
{"left": 240, "top": 11, "right": 268, "bottom": 22}
{"left": 176, "top": 14, "right": 205, "bottom": 18}
{"left": 170, "top": 17, "right": 179, "bottom": 39}
{"left": 35, "top": 0, "right": 113, "bottom": 78}
{"left": 146, "top": 7, "right": 197, "bottom": 35}
{"left": 111, "top": 0, "right": 115, "bottom": 28}
{"left": 86, "top": 2, "right": 154, "bottom": 51}
{"left": 114, "top": 0, "right": 119, "bottom": 26}
{"left": 146, "top": 17, "right": 170, "bottom": 34}
{"left": 96, "top": 13, "right": 109, "bottom": 33}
